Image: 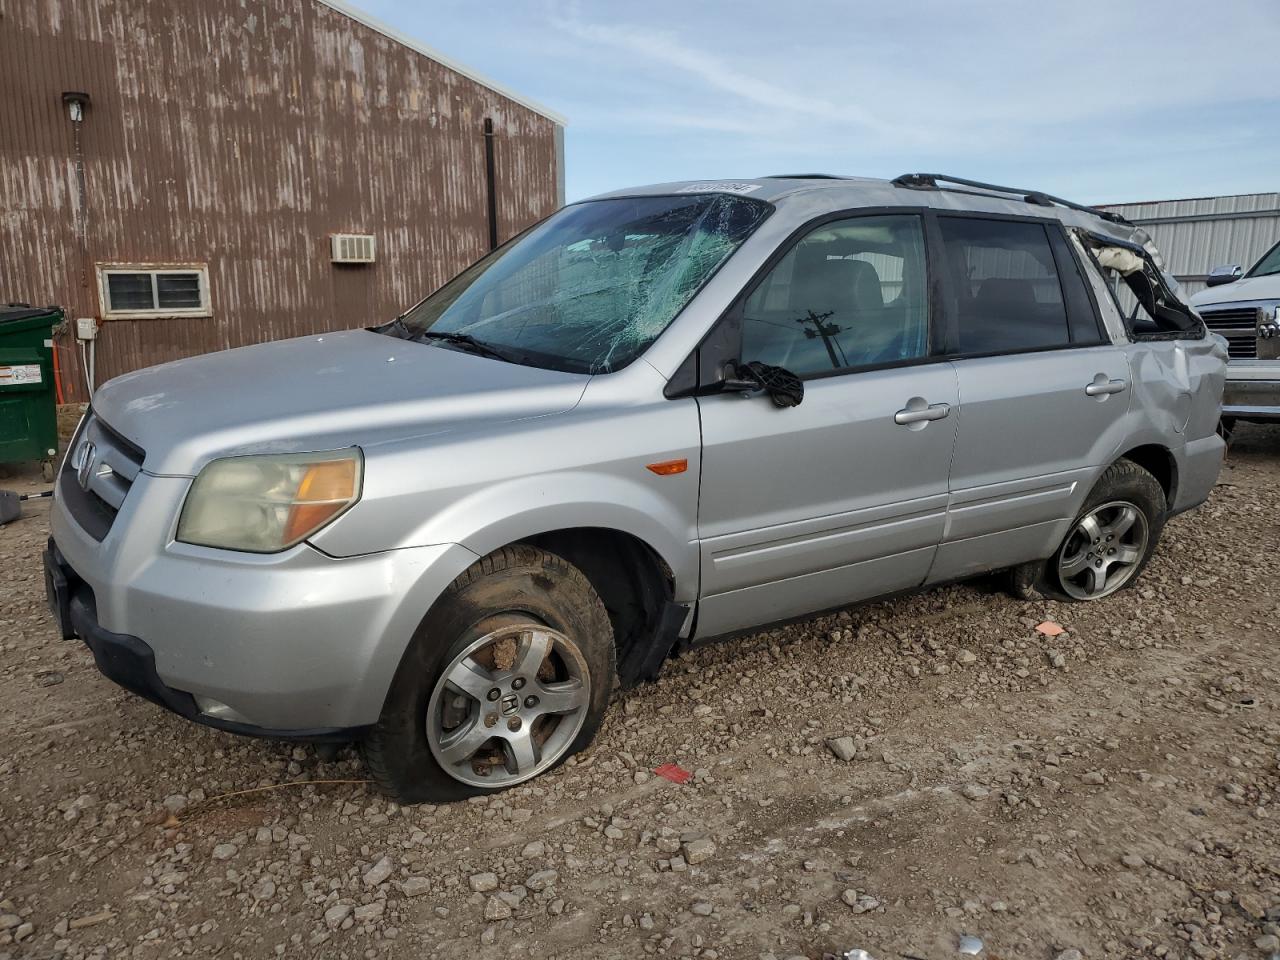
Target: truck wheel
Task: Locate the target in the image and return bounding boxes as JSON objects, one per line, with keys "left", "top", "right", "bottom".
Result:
{"left": 362, "top": 545, "right": 615, "bottom": 803}
{"left": 1041, "top": 459, "right": 1165, "bottom": 602}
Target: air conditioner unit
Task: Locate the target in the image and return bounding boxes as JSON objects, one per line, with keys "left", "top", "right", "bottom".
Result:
{"left": 331, "top": 233, "right": 376, "bottom": 264}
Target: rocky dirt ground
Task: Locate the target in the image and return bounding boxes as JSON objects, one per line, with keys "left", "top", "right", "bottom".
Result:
{"left": 2, "top": 421, "right": 1279, "bottom": 960}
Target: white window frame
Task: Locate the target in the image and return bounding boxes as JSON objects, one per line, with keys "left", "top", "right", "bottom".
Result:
{"left": 96, "top": 264, "right": 212, "bottom": 319}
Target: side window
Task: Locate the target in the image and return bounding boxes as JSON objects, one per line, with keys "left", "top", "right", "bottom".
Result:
{"left": 938, "top": 218, "right": 1072, "bottom": 354}
{"left": 740, "top": 214, "right": 929, "bottom": 376}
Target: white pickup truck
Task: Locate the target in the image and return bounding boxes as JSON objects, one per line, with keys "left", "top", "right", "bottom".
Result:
{"left": 1189, "top": 241, "right": 1280, "bottom": 426}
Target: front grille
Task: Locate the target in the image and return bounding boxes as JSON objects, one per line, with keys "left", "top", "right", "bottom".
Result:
{"left": 1199, "top": 307, "right": 1259, "bottom": 360}
{"left": 60, "top": 412, "right": 146, "bottom": 541}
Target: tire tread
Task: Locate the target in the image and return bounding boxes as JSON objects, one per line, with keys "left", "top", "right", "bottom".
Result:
{"left": 362, "top": 544, "right": 612, "bottom": 802}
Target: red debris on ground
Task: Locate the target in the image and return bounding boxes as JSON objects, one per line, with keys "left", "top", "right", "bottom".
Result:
{"left": 654, "top": 763, "right": 693, "bottom": 785}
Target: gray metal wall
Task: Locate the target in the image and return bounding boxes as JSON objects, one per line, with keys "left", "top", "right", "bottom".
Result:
{"left": 1097, "top": 193, "right": 1280, "bottom": 299}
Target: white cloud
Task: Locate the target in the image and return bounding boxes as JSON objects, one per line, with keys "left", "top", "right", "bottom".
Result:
{"left": 555, "top": 20, "right": 895, "bottom": 137}
{"left": 357, "top": 0, "right": 1280, "bottom": 201}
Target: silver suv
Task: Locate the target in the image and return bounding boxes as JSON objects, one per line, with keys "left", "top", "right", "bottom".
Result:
{"left": 45, "top": 173, "right": 1227, "bottom": 802}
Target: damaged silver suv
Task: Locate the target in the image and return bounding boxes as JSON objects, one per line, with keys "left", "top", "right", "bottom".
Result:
{"left": 46, "top": 173, "right": 1226, "bottom": 802}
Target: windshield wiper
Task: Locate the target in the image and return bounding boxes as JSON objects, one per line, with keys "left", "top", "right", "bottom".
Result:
{"left": 417, "top": 329, "right": 519, "bottom": 363}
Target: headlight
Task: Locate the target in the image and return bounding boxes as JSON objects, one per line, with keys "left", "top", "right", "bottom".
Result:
{"left": 177, "top": 448, "right": 363, "bottom": 552}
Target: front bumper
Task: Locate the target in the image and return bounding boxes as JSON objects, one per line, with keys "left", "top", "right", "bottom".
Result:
{"left": 1223, "top": 377, "right": 1280, "bottom": 421}
{"left": 49, "top": 473, "right": 480, "bottom": 733}
{"left": 45, "top": 541, "right": 363, "bottom": 741}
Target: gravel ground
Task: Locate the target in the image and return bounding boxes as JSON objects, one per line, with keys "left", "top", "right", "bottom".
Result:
{"left": 2, "top": 423, "right": 1279, "bottom": 960}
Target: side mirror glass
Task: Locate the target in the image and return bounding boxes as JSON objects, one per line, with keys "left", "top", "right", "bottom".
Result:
{"left": 1205, "top": 264, "right": 1243, "bottom": 287}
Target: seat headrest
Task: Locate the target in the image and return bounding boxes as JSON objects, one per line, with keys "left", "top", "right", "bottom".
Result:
{"left": 974, "top": 278, "right": 1036, "bottom": 312}
{"left": 789, "top": 258, "right": 884, "bottom": 316}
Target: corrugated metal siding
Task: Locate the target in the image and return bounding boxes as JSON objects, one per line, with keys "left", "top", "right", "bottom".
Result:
{"left": 0, "top": 0, "right": 561, "bottom": 403}
{"left": 1097, "top": 193, "right": 1280, "bottom": 299}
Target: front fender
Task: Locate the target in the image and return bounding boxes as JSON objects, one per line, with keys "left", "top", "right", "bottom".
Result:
{"left": 442, "top": 472, "right": 699, "bottom": 602}
{"left": 309, "top": 386, "right": 703, "bottom": 601}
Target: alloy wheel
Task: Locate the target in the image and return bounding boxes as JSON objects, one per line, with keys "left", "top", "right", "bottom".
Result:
{"left": 426, "top": 623, "right": 591, "bottom": 788}
{"left": 1056, "top": 500, "right": 1149, "bottom": 600}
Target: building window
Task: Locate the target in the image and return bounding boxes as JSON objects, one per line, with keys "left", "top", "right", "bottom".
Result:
{"left": 97, "top": 265, "right": 211, "bottom": 319}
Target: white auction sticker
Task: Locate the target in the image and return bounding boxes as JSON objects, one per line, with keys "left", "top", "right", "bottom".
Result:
{"left": 0, "top": 364, "right": 42, "bottom": 385}
{"left": 676, "top": 181, "right": 762, "bottom": 195}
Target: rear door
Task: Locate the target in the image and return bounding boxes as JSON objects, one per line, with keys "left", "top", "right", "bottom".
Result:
{"left": 694, "top": 212, "right": 959, "bottom": 638}
{"left": 928, "top": 215, "right": 1130, "bottom": 583}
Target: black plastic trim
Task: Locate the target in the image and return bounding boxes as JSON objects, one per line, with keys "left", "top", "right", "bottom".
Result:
{"left": 624, "top": 601, "right": 690, "bottom": 684}
{"left": 92, "top": 409, "right": 146, "bottom": 464}
{"left": 1057, "top": 227, "right": 1116, "bottom": 344}
{"left": 57, "top": 461, "right": 115, "bottom": 542}
{"left": 1046, "top": 223, "right": 1109, "bottom": 343}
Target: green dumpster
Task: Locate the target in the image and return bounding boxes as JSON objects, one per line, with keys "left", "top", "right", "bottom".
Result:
{"left": 0, "top": 304, "right": 62, "bottom": 472}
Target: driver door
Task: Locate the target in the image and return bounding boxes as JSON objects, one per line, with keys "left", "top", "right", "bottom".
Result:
{"left": 693, "top": 212, "right": 958, "bottom": 638}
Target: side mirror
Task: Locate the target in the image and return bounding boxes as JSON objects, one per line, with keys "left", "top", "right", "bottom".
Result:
{"left": 1205, "top": 264, "right": 1242, "bottom": 287}
{"left": 720, "top": 361, "right": 804, "bottom": 408}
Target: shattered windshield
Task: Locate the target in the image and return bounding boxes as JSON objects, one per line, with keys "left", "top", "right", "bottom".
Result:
{"left": 1247, "top": 239, "right": 1280, "bottom": 278}
{"left": 396, "top": 194, "right": 771, "bottom": 373}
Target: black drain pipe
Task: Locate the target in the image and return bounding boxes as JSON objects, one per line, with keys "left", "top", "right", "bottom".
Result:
{"left": 483, "top": 117, "right": 498, "bottom": 251}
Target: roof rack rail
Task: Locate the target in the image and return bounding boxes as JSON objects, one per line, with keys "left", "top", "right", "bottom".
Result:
{"left": 890, "top": 173, "right": 1129, "bottom": 224}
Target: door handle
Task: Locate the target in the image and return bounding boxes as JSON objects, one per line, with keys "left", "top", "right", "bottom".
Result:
{"left": 894, "top": 401, "right": 951, "bottom": 425}
{"left": 1085, "top": 376, "right": 1128, "bottom": 397}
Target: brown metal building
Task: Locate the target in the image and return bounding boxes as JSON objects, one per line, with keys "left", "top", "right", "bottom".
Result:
{"left": 0, "top": 0, "right": 566, "bottom": 403}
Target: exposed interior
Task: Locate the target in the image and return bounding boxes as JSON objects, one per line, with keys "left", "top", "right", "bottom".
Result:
{"left": 1077, "top": 231, "right": 1203, "bottom": 340}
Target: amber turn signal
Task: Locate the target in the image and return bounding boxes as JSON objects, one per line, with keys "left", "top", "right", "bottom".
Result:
{"left": 645, "top": 458, "right": 688, "bottom": 476}
{"left": 283, "top": 458, "right": 361, "bottom": 543}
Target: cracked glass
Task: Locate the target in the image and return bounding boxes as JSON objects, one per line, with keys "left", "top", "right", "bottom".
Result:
{"left": 397, "top": 194, "right": 771, "bottom": 373}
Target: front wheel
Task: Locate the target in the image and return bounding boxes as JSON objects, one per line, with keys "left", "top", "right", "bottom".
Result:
{"left": 1041, "top": 460, "right": 1166, "bottom": 602}
{"left": 362, "top": 545, "right": 615, "bottom": 803}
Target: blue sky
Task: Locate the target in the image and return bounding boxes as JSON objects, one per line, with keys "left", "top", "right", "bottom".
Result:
{"left": 357, "top": 0, "right": 1278, "bottom": 205}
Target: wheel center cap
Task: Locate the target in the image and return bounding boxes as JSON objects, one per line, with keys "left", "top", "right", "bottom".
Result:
{"left": 500, "top": 693, "right": 520, "bottom": 716}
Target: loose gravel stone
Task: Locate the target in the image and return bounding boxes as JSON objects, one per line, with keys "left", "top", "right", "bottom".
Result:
{"left": 469, "top": 872, "right": 499, "bottom": 893}
{"left": 826, "top": 737, "right": 857, "bottom": 762}
{"left": 526, "top": 869, "right": 559, "bottom": 892}
{"left": 401, "top": 877, "right": 431, "bottom": 898}
{"left": 354, "top": 900, "right": 385, "bottom": 923}
{"left": 362, "top": 856, "right": 393, "bottom": 887}
{"left": 483, "top": 896, "right": 512, "bottom": 921}
{"left": 683, "top": 837, "right": 716, "bottom": 864}
{"left": 324, "top": 904, "right": 352, "bottom": 929}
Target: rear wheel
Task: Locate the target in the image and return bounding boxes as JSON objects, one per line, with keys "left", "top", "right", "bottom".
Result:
{"left": 363, "top": 545, "right": 615, "bottom": 803}
{"left": 1041, "top": 460, "right": 1165, "bottom": 602}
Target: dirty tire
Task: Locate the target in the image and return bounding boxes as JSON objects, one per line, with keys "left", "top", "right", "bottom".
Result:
{"left": 1040, "top": 458, "right": 1166, "bottom": 602}
{"left": 362, "top": 545, "right": 615, "bottom": 804}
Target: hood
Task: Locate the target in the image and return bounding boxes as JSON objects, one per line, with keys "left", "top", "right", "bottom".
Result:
{"left": 92, "top": 329, "right": 591, "bottom": 476}
{"left": 1190, "top": 273, "right": 1280, "bottom": 307}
